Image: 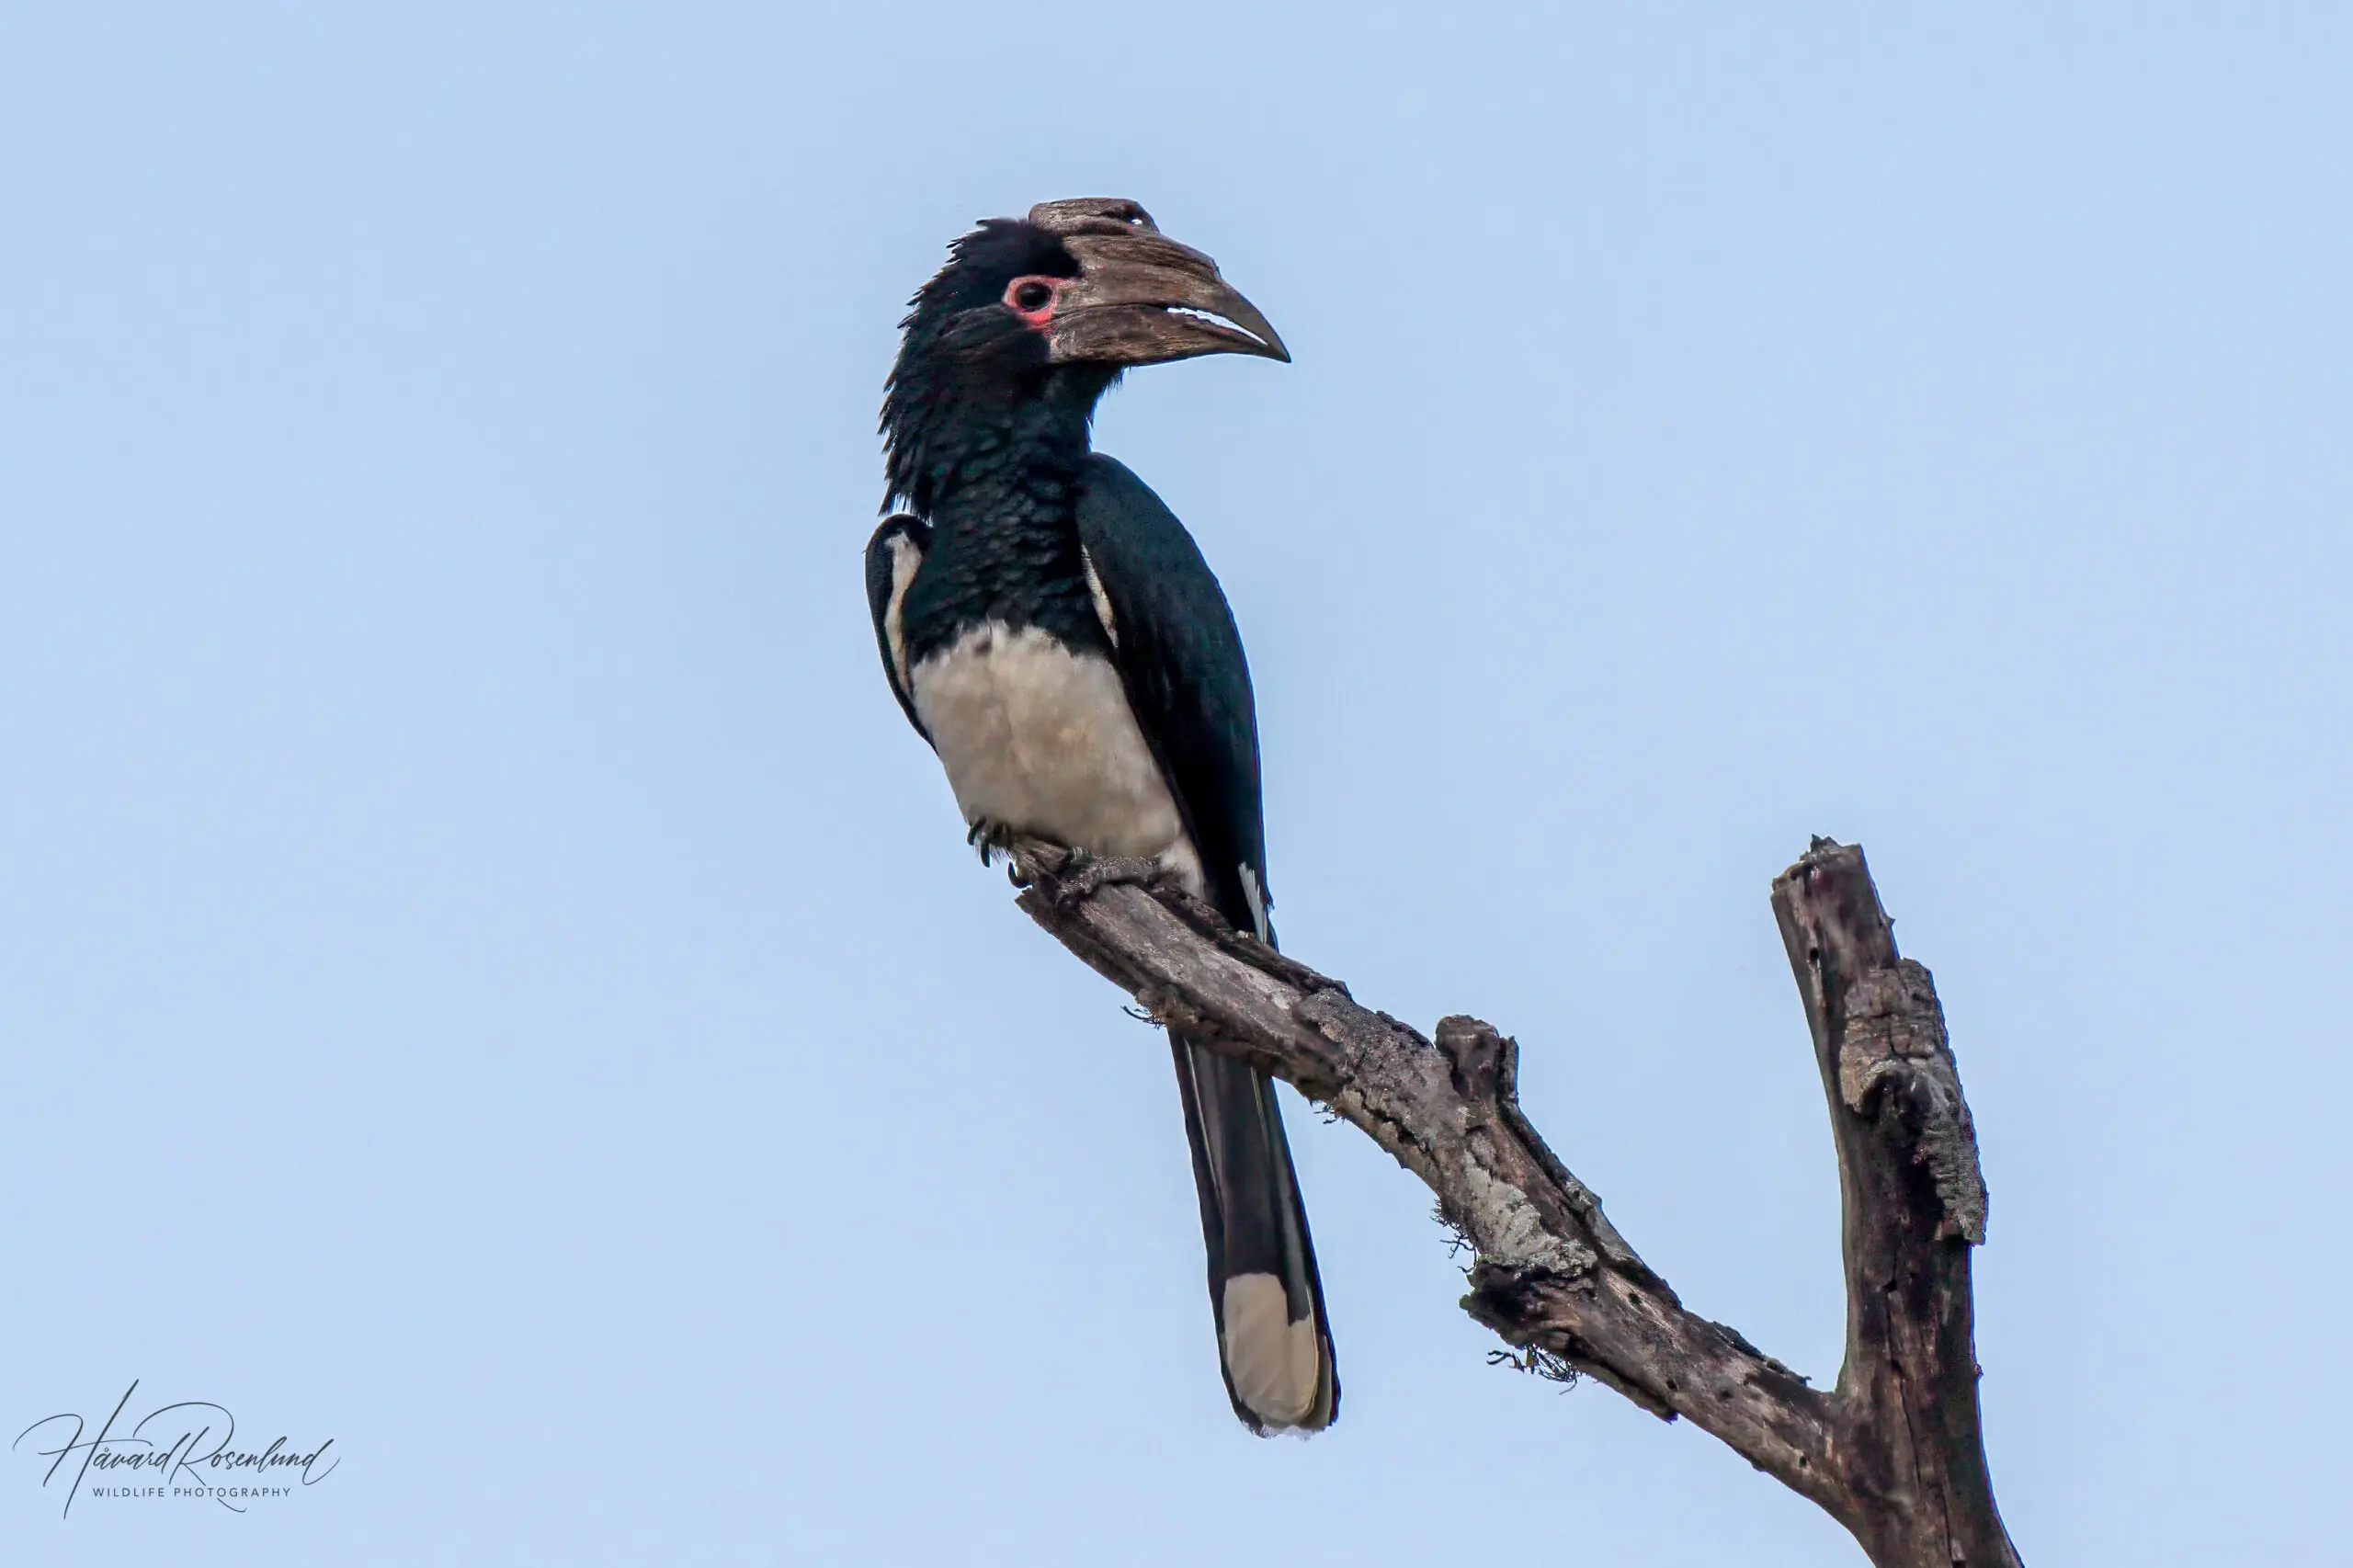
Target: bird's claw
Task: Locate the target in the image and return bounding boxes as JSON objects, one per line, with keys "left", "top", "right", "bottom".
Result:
{"left": 966, "top": 817, "right": 1010, "bottom": 867}
{"left": 962, "top": 823, "right": 1159, "bottom": 903}
{"left": 1050, "top": 847, "right": 1166, "bottom": 911}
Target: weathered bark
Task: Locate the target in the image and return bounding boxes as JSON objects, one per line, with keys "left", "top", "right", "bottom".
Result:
{"left": 1007, "top": 835, "right": 2019, "bottom": 1568}
{"left": 1771, "top": 840, "right": 2017, "bottom": 1566}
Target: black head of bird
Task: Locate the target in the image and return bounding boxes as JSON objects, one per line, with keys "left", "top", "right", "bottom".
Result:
{"left": 881, "top": 198, "right": 1288, "bottom": 517}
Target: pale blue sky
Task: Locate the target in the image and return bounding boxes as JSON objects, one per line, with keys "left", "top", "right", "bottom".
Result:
{"left": 4, "top": 5, "right": 2347, "bottom": 1563}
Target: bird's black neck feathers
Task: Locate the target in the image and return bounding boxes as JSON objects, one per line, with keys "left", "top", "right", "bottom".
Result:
{"left": 881, "top": 218, "right": 1102, "bottom": 517}
{"left": 881, "top": 219, "right": 1120, "bottom": 662}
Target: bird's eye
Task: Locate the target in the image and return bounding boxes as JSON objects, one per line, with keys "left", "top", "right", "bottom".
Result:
{"left": 1011, "top": 280, "right": 1054, "bottom": 312}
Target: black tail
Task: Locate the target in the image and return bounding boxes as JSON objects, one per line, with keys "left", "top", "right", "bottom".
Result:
{"left": 1172, "top": 1034, "right": 1339, "bottom": 1432}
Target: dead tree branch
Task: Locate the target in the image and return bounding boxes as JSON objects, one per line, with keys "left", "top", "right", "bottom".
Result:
{"left": 1007, "top": 834, "right": 2019, "bottom": 1568}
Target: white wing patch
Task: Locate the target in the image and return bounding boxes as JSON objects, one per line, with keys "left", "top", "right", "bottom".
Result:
{"left": 1239, "top": 862, "right": 1269, "bottom": 943}
{"left": 881, "top": 529, "right": 925, "bottom": 697}
{"left": 1079, "top": 547, "right": 1119, "bottom": 648}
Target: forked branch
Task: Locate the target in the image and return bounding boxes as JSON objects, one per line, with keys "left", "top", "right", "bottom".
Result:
{"left": 1007, "top": 835, "right": 2019, "bottom": 1568}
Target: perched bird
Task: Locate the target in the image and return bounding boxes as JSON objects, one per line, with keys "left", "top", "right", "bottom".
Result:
{"left": 865, "top": 198, "right": 1336, "bottom": 1433}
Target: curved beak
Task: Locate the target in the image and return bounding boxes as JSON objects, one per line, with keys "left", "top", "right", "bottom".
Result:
{"left": 1029, "top": 199, "right": 1290, "bottom": 369}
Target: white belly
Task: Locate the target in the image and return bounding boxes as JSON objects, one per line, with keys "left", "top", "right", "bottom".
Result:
{"left": 910, "top": 621, "right": 1205, "bottom": 894}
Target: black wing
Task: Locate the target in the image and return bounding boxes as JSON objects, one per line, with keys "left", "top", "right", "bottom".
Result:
{"left": 1078, "top": 454, "right": 1336, "bottom": 1431}
{"left": 1074, "top": 454, "right": 1269, "bottom": 938}
{"left": 863, "top": 514, "right": 933, "bottom": 745}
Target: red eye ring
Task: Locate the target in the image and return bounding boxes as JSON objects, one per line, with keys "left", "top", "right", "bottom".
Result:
{"left": 1005, "top": 276, "right": 1058, "bottom": 325}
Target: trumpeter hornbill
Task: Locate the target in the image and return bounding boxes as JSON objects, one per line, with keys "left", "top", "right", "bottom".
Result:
{"left": 864, "top": 198, "right": 1336, "bottom": 1433}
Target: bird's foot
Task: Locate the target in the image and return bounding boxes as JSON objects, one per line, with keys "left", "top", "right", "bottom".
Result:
{"left": 1050, "top": 846, "right": 1169, "bottom": 911}
{"left": 966, "top": 817, "right": 1011, "bottom": 868}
